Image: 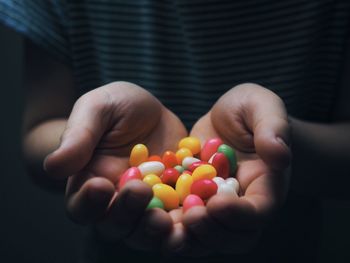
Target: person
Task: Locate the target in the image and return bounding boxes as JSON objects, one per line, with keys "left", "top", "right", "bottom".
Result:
{"left": 1, "top": 0, "right": 350, "bottom": 262}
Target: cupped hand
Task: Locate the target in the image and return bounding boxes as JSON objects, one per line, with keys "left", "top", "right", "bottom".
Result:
{"left": 164, "top": 83, "right": 291, "bottom": 257}
{"left": 44, "top": 81, "right": 187, "bottom": 251}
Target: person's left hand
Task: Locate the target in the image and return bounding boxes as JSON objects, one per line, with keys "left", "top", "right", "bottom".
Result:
{"left": 163, "top": 83, "right": 291, "bottom": 257}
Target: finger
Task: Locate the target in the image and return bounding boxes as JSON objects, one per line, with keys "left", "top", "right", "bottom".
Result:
{"left": 96, "top": 180, "right": 153, "bottom": 241}
{"left": 65, "top": 176, "right": 115, "bottom": 224}
{"left": 44, "top": 89, "right": 112, "bottom": 179}
{"left": 124, "top": 208, "right": 172, "bottom": 251}
{"left": 212, "top": 83, "right": 291, "bottom": 171}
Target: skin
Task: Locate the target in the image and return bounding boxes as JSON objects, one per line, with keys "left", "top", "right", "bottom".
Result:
{"left": 22, "top": 40, "right": 350, "bottom": 257}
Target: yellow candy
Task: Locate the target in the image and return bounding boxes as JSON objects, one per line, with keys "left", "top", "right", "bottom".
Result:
{"left": 152, "top": 183, "right": 179, "bottom": 211}
{"left": 178, "top": 137, "right": 201, "bottom": 155}
{"left": 175, "top": 173, "right": 193, "bottom": 204}
{"left": 192, "top": 164, "right": 217, "bottom": 181}
{"left": 175, "top": 148, "right": 193, "bottom": 164}
{"left": 143, "top": 174, "right": 162, "bottom": 187}
{"left": 129, "top": 144, "right": 149, "bottom": 167}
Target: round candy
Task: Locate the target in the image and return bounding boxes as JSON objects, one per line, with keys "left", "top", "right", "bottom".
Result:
{"left": 161, "top": 168, "right": 180, "bottom": 187}
{"left": 143, "top": 174, "right": 162, "bottom": 187}
{"left": 129, "top": 144, "right": 149, "bottom": 167}
{"left": 182, "top": 157, "right": 201, "bottom": 170}
{"left": 152, "top": 183, "right": 179, "bottom": 211}
{"left": 147, "top": 197, "right": 164, "bottom": 209}
{"left": 162, "top": 151, "right": 178, "bottom": 168}
{"left": 138, "top": 161, "right": 165, "bottom": 177}
{"left": 118, "top": 167, "right": 142, "bottom": 189}
{"left": 190, "top": 179, "right": 218, "bottom": 200}
{"left": 209, "top": 152, "right": 230, "bottom": 179}
{"left": 176, "top": 148, "right": 193, "bottom": 164}
{"left": 175, "top": 173, "right": 193, "bottom": 204}
{"left": 192, "top": 164, "right": 217, "bottom": 181}
{"left": 217, "top": 144, "right": 237, "bottom": 174}
{"left": 183, "top": 194, "right": 204, "bottom": 213}
{"left": 200, "top": 138, "right": 223, "bottom": 162}
{"left": 178, "top": 137, "right": 201, "bottom": 155}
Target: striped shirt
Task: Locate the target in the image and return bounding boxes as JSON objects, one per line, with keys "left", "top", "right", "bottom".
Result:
{"left": 1, "top": 0, "right": 350, "bottom": 128}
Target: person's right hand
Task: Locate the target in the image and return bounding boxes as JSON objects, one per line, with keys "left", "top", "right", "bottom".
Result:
{"left": 44, "top": 81, "right": 187, "bottom": 251}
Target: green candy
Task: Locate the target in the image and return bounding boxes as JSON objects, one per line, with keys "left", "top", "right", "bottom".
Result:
{"left": 174, "top": 165, "right": 185, "bottom": 174}
{"left": 147, "top": 196, "right": 164, "bottom": 209}
{"left": 217, "top": 144, "right": 237, "bottom": 174}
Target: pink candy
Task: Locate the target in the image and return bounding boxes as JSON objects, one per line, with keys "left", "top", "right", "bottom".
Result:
{"left": 118, "top": 167, "right": 142, "bottom": 189}
{"left": 183, "top": 194, "right": 205, "bottom": 212}
{"left": 200, "top": 138, "right": 223, "bottom": 162}
{"left": 190, "top": 179, "right": 218, "bottom": 200}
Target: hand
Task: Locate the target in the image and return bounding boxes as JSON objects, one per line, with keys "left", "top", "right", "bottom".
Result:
{"left": 44, "top": 81, "right": 188, "bottom": 251}
{"left": 164, "top": 83, "right": 291, "bottom": 257}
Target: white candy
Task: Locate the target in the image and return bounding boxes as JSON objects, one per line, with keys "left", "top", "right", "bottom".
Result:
{"left": 212, "top": 176, "right": 225, "bottom": 187}
{"left": 182, "top": 157, "right": 201, "bottom": 169}
{"left": 217, "top": 183, "right": 237, "bottom": 196}
{"left": 138, "top": 161, "right": 165, "bottom": 177}
{"left": 225, "top": 178, "right": 240, "bottom": 193}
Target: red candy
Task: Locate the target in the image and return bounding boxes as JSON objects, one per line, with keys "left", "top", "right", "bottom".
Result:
{"left": 162, "top": 151, "right": 178, "bottom": 168}
{"left": 188, "top": 161, "right": 208, "bottom": 172}
{"left": 161, "top": 168, "right": 180, "bottom": 187}
{"left": 200, "top": 138, "right": 223, "bottom": 162}
{"left": 182, "top": 170, "right": 192, "bottom": 175}
{"left": 118, "top": 167, "right": 142, "bottom": 189}
{"left": 190, "top": 179, "right": 218, "bottom": 200}
{"left": 148, "top": 155, "right": 162, "bottom": 162}
{"left": 183, "top": 194, "right": 205, "bottom": 213}
{"left": 209, "top": 152, "right": 230, "bottom": 179}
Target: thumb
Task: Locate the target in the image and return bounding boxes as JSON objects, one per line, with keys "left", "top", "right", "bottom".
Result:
{"left": 44, "top": 90, "right": 111, "bottom": 179}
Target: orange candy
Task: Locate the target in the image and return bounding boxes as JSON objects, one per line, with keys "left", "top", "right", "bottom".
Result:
{"left": 162, "top": 151, "right": 178, "bottom": 168}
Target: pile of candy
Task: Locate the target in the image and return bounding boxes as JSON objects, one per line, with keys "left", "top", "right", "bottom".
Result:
{"left": 118, "top": 137, "right": 239, "bottom": 212}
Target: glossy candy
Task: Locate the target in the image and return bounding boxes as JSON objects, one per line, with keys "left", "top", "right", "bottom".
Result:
{"left": 182, "top": 157, "right": 201, "bottom": 170}
{"left": 174, "top": 165, "right": 185, "bottom": 174}
{"left": 192, "top": 164, "right": 217, "bottom": 181}
{"left": 188, "top": 161, "right": 208, "bottom": 172}
{"left": 225, "top": 177, "right": 240, "bottom": 193}
{"left": 217, "top": 183, "right": 238, "bottom": 196}
{"left": 200, "top": 138, "right": 223, "bottom": 162}
{"left": 178, "top": 137, "right": 201, "bottom": 155}
{"left": 147, "top": 196, "right": 164, "bottom": 209}
{"left": 161, "top": 168, "right": 180, "bottom": 187}
{"left": 217, "top": 144, "right": 237, "bottom": 174}
{"left": 138, "top": 161, "right": 165, "bottom": 177}
{"left": 118, "top": 167, "right": 142, "bottom": 189}
{"left": 175, "top": 173, "right": 193, "bottom": 204}
{"left": 209, "top": 152, "right": 230, "bottom": 179}
{"left": 162, "top": 151, "right": 178, "bottom": 168}
{"left": 183, "top": 194, "right": 204, "bottom": 213}
{"left": 176, "top": 148, "right": 193, "bottom": 164}
{"left": 212, "top": 176, "right": 225, "bottom": 186}
{"left": 129, "top": 144, "right": 149, "bottom": 167}
{"left": 152, "top": 183, "right": 179, "bottom": 211}
{"left": 148, "top": 155, "right": 162, "bottom": 162}
{"left": 143, "top": 174, "right": 162, "bottom": 187}
{"left": 191, "top": 179, "right": 218, "bottom": 200}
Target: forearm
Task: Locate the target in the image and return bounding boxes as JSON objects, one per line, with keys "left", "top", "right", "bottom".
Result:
{"left": 290, "top": 117, "right": 350, "bottom": 197}
{"left": 22, "top": 118, "right": 67, "bottom": 191}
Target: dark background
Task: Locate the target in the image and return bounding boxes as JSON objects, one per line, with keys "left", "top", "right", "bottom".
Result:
{"left": 1, "top": 23, "right": 350, "bottom": 263}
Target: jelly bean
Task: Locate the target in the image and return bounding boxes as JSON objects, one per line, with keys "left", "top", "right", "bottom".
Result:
{"left": 152, "top": 184, "right": 179, "bottom": 211}
{"left": 176, "top": 148, "right": 193, "bottom": 164}
{"left": 148, "top": 155, "right": 162, "bottom": 162}
{"left": 212, "top": 176, "right": 225, "bottom": 187}
{"left": 175, "top": 173, "right": 193, "bottom": 204}
{"left": 217, "top": 183, "right": 237, "bottom": 196}
{"left": 217, "top": 144, "right": 237, "bottom": 174}
{"left": 138, "top": 161, "right": 165, "bottom": 177}
{"left": 118, "top": 167, "right": 142, "bottom": 189}
{"left": 200, "top": 138, "right": 223, "bottom": 162}
{"left": 188, "top": 161, "right": 208, "bottom": 172}
{"left": 225, "top": 177, "right": 240, "bottom": 193}
{"left": 161, "top": 168, "right": 180, "bottom": 187}
{"left": 182, "top": 157, "right": 201, "bottom": 170}
{"left": 147, "top": 196, "right": 164, "bottom": 209}
{"left": 162, "top": 151, "right": 178, "bottom": 168}
{"left": 174, "top": 165, "right": 185, "bottom": 174}
{"left": 183, "top": 170, "right": 192, "bottom": 175}
{"left": 183, "top": 194, "right": 204, "bottom": 213}
{"left": 143, "top": 174, "right": 162, "bottom": 187}
{"left": 178, "top": 137, "right": 201, "bottom": 155}
{"left": 191, "top": 179, "right": 218, "bottom": 200}
{"left": 129, "top": 144, "right": 149, "bottom": 167}
{"left": 192, "top": 164, "right": 217, "bottom": 181}
{"left": 209, "top": 152, "right": 230, "bottom": 179}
